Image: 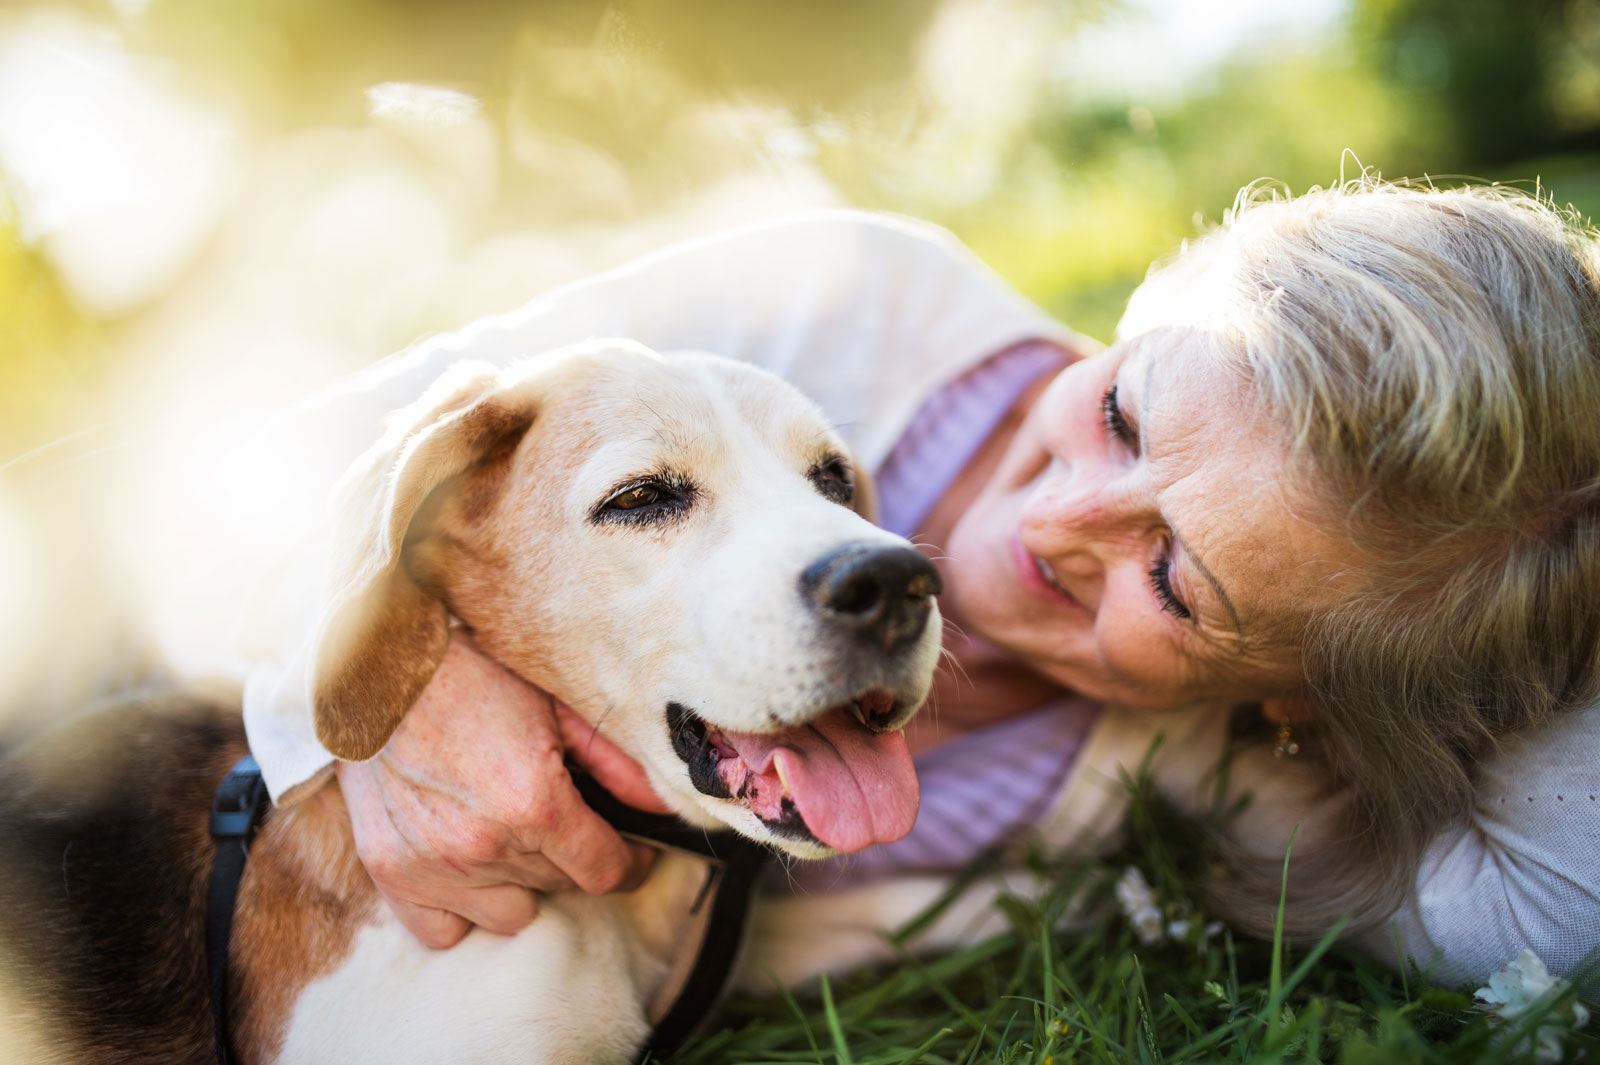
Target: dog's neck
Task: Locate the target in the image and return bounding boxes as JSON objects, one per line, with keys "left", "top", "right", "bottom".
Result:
{"left": 228, "top": 771, "right": 767, "bottom": 1064}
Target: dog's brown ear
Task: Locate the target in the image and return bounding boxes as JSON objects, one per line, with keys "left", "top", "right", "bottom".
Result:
{"left": 850, "top": 460, "right": 879, "bottom": 525}
{"left": 311, "top": 362, "right": 535, "bottom": 761}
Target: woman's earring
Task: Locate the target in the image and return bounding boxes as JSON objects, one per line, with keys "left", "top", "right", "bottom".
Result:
{"left": 1273, "top": 721, "right": 1301, "bottom": 758}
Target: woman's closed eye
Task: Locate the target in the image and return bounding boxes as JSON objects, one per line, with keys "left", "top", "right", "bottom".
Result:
{"left": 1105, "top": 383, "right": 1188, "bottom": 618}
{"left": 1148, "top": 549, "right": 1192, "bottom": 620}
{"left": 1101, "top": 384, "right": 1136, "bottom": 449}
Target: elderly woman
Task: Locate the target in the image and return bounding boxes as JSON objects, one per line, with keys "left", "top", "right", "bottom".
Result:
{"left": 241, "top": 179, "right": 1600, "bottom": 989}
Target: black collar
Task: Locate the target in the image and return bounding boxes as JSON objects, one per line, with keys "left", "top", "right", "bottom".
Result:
{"left": 206, "top": 757, "right": 769, "bottom": 1065}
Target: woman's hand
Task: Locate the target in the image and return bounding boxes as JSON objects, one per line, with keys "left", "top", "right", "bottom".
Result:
{"left": 335, "top": 630, "right": 670, "bottom": 949}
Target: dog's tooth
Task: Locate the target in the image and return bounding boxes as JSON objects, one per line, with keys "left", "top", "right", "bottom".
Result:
{"left": 774, "top": 758, "right": 792, "bottom": 795}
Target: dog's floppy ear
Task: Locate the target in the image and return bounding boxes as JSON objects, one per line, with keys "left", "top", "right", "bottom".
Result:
{"left": 311, "top": 361, "right": 536, "bottom": 761}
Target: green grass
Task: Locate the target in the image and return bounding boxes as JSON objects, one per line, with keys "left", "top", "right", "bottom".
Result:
{"left": 666, "top": 781, "right": 1598, "bottom": 1065}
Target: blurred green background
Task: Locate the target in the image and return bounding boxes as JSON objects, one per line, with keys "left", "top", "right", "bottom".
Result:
{"left": 2, "top": 0, "right": 1598, "bottom": 462}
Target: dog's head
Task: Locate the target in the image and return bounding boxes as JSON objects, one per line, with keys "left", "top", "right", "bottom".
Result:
{"left": 309, "top": 340, "right": 941, "bottom": 857}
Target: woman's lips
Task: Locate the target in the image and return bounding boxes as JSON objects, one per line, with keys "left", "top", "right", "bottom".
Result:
{"left": 1011, "top": 534, "right": 1086, "bottom": 613}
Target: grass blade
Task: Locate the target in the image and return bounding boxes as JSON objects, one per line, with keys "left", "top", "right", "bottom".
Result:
{"left": 1266, "top": 824, "right": 1300, "bottom": 1043}
{"left": 818, "top": 974, "right": 853, "bottom": 1065}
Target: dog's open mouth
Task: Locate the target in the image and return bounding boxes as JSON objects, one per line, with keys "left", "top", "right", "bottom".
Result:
{"left": 666, "top": 694, "right": 918, "bottom": 853}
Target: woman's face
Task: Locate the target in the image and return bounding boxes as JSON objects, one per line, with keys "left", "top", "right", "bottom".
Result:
{"left": 943, "top": 327, "right": 1362, "bottom": 710}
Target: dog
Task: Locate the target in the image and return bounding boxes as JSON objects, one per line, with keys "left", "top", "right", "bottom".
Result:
{"left": 0, "top": 340, "right": 943, "bottom": 1064}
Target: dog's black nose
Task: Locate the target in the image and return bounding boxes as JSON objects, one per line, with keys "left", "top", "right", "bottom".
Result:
{"left": 800, "top": 542, "right": 942, "bottom": 651}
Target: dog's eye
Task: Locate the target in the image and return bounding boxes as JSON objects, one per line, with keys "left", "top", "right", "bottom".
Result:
{"left": 593, "top": 477, "right": 696, "bottom": 527}
{"left": 608, "top": 485, "right": 661, "bottom": 510}
{"left": 809, "top": 457, "right": 855, "bottom": 506}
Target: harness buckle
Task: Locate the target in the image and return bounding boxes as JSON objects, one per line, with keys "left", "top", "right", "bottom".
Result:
{"left": 210, "top": 755, "right": 268, "bottom": 842}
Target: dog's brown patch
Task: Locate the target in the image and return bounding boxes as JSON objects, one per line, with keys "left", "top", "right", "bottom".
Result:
{"left": 229, "top": 788, "right": 379, "bottom": 1065}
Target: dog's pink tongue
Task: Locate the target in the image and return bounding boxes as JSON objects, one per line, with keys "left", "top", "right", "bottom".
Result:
{"left": 722, "top": 710, "right": 919, "bottom": 853}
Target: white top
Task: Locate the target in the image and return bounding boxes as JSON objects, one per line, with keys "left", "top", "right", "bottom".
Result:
{"left": 223, "top": 209, "right": 1600, "bottom": 987}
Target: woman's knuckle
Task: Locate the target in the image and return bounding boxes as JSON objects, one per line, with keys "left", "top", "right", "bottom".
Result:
{"left": 486, "top": 767, "right": 549, "bottom": 823}
{"left": 586, "top": 860, "right": 628, "bottom": 894}
{"left": 419, "top": 920, "right": 464, "bottom": 950}
{"left": 361, "top": 844, "right": 403, "bottom": 882}
{"left": 458, "top": 824, "right": 506, "bottom": 865}
{"left": 525, "top": 735, "right": 558, "bottom": 768}
{"left": 507, "top": 793, "right": 560, "bottom": 838}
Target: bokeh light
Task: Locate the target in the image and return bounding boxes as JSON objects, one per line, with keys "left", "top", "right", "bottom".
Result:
{"left": 0, "top": 0, "right": 1596, "bottom": 720}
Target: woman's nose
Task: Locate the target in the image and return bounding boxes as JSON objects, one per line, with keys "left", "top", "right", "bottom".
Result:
{"left": 1018, "top": 460, "right": 1150, "bottom": 560}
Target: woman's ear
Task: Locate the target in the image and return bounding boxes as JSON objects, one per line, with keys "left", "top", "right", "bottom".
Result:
{"left": 1261, "top": 693, "right": 1316, "bottom": 727}
{"left": 311, "top": 362, "right": 536, "bottom": 762}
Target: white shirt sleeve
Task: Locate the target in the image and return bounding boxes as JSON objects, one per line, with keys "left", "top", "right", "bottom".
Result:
{"left": 1352, "top": 701, "right": 1600, "bottom": 986}
{"left": 231, "top": 208, "right": 1074, "bottom": 802}
{"left": 1045, "top": 701, "right": 1600, "bottom": 989}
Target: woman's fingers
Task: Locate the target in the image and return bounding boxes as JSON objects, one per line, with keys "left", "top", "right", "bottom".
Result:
{"left": 556, "top": 702, "right": 673, "bottom": 814}
{"left": 379, "top": 886, "right": 541, "bottom": 949}
{"left": 529, "top": 769, "right": 659, "bottom": 894}
{"left": 431, "top": 883, "right": 541, "bottom": 938}
{"left": 386, "top": 898, "right": 473, "bottom": 950}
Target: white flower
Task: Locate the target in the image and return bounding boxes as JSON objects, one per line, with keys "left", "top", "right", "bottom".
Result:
{"left": 1474, "top": 949, "right": 1591, "bottom": 1064}
{"left": 1115, "top": 866, "right": 1165, "bottom": 945}
{"left": 1477, "top": 949, "right": 1559, "bottom": 1014}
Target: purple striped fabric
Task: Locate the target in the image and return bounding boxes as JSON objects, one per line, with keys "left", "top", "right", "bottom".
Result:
{"left": 873, "top": 340, "right": 1074, "bottom": 541}
{"left": 777, "top": 340, "right": 1101, "bottom": 893}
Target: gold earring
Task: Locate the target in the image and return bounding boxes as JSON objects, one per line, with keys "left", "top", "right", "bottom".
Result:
{"left": 1273, "top": 721, "right": 1301, "bottom": 758}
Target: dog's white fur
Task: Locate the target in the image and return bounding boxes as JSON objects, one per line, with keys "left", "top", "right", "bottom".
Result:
{"left": 249, "top": 340, "right": 942, "bottom": 1063}
{"left": 279, "top": 856, "right": 711, "bottom": 1064}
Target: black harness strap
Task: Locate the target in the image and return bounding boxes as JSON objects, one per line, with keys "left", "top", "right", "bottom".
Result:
{"left": 206, "top": 761, "right": 770, "bottom": 1065}
{"left": 206, "top": 755, "right": 269, "bottom": 1065}
{"left": 645, "top": 842, "right": 767, "bottom": 1059}
{"left": 569, "top": 773, "right": 772, "bottom": 1061}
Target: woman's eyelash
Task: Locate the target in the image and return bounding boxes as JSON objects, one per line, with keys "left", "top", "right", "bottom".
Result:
{"left": 1101, "top": 385, "right": 1135, "bottom": 446}
{"left": 1104, "top": 382, "right": 1183, "bottom": 619}
{"left": 1148, "top": 555, "right": 1192, "bottom": 620}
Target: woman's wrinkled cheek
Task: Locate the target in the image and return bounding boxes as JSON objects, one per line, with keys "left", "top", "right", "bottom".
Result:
{"left": 1092, "top": 627, "right": 1183, "bottom": 708}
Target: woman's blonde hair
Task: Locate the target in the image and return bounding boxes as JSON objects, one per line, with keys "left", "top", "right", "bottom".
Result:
{"left": 1124, "top": 177, "right": 1600, "bottom": 938}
